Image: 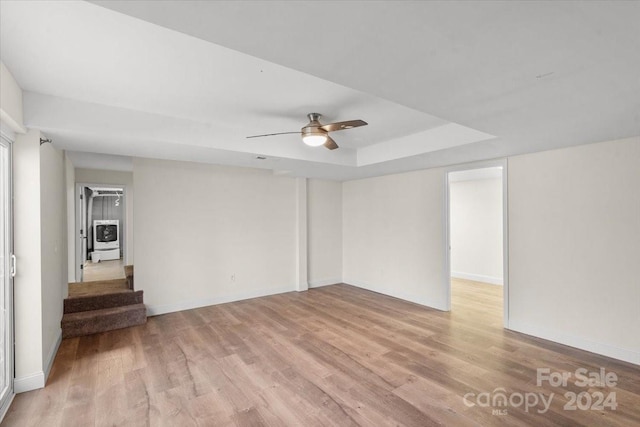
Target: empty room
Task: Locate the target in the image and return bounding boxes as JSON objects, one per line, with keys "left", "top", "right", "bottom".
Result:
{"left": 448, "top": 166, "right": 505, "bottom": 328}
{"left": 0, "top": 1, "right": 639, "bottom": 426}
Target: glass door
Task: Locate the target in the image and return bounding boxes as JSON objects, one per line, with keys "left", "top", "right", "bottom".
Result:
{"left": 0, "top": 134, "right": 13, "bottom": 413}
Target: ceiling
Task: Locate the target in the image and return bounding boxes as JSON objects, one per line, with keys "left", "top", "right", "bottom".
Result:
{"left": 1, "top": 1, "right": 638, "bottom": 180}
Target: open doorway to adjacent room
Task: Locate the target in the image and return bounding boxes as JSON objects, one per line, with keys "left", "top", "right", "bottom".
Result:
{"left": 76, "top": 183, "right": 126, "bottom": 282}
{"left": 446, "top": 162, "right": 508, "bottom": 328}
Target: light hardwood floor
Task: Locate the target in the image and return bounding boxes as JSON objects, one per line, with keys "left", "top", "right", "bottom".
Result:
{"left": 68, "top": 279, "right": 129, "bottom": 298}
{"left": 3, "top": 281, "right": 639, "bottom": 426}
{"left": 83, "top": 259, "right": 125, "bottom": 282}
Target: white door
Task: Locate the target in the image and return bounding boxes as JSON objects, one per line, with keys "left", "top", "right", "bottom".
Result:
{"left": 0, "top": 134, "right": 14, "bottom": 414}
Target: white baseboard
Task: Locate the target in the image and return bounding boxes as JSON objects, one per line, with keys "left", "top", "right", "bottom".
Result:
{"left": 343, "top": 278, "right": 448, "bottom": 311}
{"left": 508, "top": 319, "right": 640, "bottom": 366}
{"left": 45, "top": 330, "right": 62, "bottom": 381}
{"left": 14, "top": 330, "right": 61, "bottom": 394}
{"left": 451, "top": 271, "right": 503, "bottom": 285}
{"left": 146, "top": 285, "right": 296, "bottom": 316}
{"left": 14, "top": 372, "right": 44, "bottom": 393}
{"left": 13, "top": 330, "right": 62, "bottom": 393}
{"left": 308, "top": 278, "right": 341, "bottom": 288}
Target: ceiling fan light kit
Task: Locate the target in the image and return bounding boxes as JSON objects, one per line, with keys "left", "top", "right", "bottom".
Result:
{"left": 247, "top": 112, "right": 367, "bottom": 151}
{"left": 302, "top": 134, "right": 328, "bottom": 147}
{"left": 301, "top": 123, "right": 328, "bottom": 147}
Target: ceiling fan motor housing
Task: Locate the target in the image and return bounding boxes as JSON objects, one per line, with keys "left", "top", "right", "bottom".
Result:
{"left": 302, "top": 113, "right": 327, "bottom": 138}
{"left": 301, "top": 126, "right": 327, "bottom": 137}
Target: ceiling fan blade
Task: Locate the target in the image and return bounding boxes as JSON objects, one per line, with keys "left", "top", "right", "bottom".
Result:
{"left": 320, "top": 119, "right": 367, "bottom": 132}
{"left": 324, "top": 136, "right": 339, "bottom": 150}
{"left": 246, "top": 131, "right": 300, "bottom": 139}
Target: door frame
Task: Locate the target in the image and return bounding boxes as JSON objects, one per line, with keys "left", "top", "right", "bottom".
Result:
{"left": 443, "top": 158, "right": 509, "bottom": 328}
{"left": 75, "top": 182, "right": 127, "bottom": 282}
{"left": 0, "top": 127, "right": 15, "bottom": 420}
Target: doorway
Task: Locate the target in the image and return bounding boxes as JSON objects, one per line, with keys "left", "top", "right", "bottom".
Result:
{"left": 75, "top": 183, "right": 126, "bottom": 282}
{"left": 445, "top": 160, "right": 509, "bottom": 327}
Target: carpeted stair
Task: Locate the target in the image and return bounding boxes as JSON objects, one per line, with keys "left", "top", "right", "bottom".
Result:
{"left": 62, "top": 266, "right": 146, "bottom": 338}
{"left": 64, "top": 290, "right": 144, "bottom": 313}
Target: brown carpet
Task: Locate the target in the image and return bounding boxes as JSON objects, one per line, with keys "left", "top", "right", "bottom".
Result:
{"left": 62, "top": 265, "right": 145, "bottom": 338}
{"left": 61, "top": 303, "right": 146, "bottom": 338}
{"left": 64, "top": 290, "right": 143, "bottom": 313}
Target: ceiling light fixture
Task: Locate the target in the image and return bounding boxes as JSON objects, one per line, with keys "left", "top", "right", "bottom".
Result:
{"left": 302, "top": 133, "right": 328, "bottom": 147}
{"left": 301, "top": 122, "right": 328, "bottom": 147}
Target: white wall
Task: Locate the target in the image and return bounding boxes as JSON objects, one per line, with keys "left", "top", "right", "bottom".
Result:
{"left": 38, "top": 141, "right": 65, "bottom": 378}
{"left": 134, "top": 158, "right": 299, "bottom": 315}
{"left": 509, "top": 136, "right": 640, "bottom": 364}
{"left": 13, "top": 130, "right": 66, "bottom": 391}
{"left": 0, "top": 61, "right": 25, "bottom": 133}
{"left": 75, "top": 168, "right": 134, "bottom": 265}
{"left": 307, "top": 179, "right": 342, "bottom": 287}
{"left": 13, "top": 130, "right": 43, "bottom": 388}
{"left": 341, "top": 137, "right": 638, "bottom": 364}
{"left": 450, "top": 176, "right": 503, "bottom": 285}
{"left": 343, "top": 168, "right": 447, "bottom": 309}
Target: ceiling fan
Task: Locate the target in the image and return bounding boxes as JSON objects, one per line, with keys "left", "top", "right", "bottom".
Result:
{"left": 246, "top": 113, "right": 367, "bottom": 150}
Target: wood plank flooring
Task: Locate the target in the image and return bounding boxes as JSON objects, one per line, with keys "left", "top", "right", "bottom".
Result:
{"left": 83, "top": 259, "right": 125, "bottom": 282}
{"left": 68, "top": 279, "right": 129, "bottom": 297}
{"left": 3, "top": 281, "right": 640, "bottom": 426}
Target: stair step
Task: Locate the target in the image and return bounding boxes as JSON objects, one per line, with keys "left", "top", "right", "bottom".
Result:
{"left": 64, "top": 290, "right": 144, "bottom": 314}
{"left": 62, "top": 303, "right": 147, "bottom": 339}
{"left": 69, "top": 278, "right": 129, "bottom": 297}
